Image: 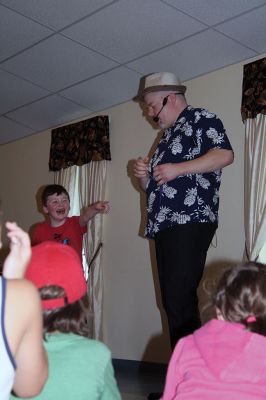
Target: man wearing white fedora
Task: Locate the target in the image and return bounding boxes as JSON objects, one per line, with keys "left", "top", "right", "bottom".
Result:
{"left": 134, "top": 72, "right": 234, "bottom": 353}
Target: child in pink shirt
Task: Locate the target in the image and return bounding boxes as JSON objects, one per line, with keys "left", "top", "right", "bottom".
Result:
{"left": 162, "top": 262, "right": 266, "bottom": 399}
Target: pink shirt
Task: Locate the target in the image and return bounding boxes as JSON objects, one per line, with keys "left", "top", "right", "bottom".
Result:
{"left": 162, "top": 319, "right": 266, "bottom": 399}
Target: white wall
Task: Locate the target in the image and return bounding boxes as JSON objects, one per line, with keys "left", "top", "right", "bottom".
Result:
{"left": 0, "top": 131, "right": 53, "bottom": 232}
{"left": 1, "top": 54, "right": 263, "bottom": 363}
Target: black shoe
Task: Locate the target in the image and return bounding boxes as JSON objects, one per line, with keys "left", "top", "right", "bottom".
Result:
{"left": 147, "top": 393, "right": 162, "bottom": 400}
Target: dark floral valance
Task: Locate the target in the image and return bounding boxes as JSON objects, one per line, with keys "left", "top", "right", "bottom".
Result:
{"left": 241, "top": 57, "right": 266, "bottom": 121}
{"left": 49, "top": 115, "right": 111, "bottom": 171}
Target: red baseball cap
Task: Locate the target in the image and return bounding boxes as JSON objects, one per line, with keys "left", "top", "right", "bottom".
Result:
{"left": 26, "top": 241, "right": 87, "bottom": 310}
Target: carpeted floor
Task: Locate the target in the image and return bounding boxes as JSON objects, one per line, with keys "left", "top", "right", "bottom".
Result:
{"left": 121, "top": 394, "right": 146, "bottom": 400}
{"left": 114, "top": 359, "right": 166, "bottom": 400}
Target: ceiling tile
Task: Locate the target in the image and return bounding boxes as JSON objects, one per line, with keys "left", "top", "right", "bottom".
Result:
{"left": 127, "top": 30, "right": 256, "bottom": 81}
{"left": 216, "top": 5, "right": 266, "bottom": 53}
{"left": 60, "top": 67, "right": 141, "bottom": 110}
{"left": 0, "top": 116, "right": 34, "bottom": 144}
{"left": 162, "top": 0, "right": 266, "bottom": 25}
{"left": 0, "top": 0, "right": 115, "bottom": 30}
{"left": 1, "top": 35, "right": 118, "bottom": 91}
{"left": 0, "top": 5, "right": 52, "bottom": 62}
{"left": 0, "top": 0, "right": 265, "bottom": 144}
{"left": 62, "top": 0, "right": 206, "bottom": 63}
{"left": 6, "top": 95, "right": 92, "bottom": 131}
{"left": 0, "top": 69, "right": 50, "bottom": 114}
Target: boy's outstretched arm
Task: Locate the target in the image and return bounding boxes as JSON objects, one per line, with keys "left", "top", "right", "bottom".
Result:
{"left": 79, "top": 201, "right": 110, "bottom": 227}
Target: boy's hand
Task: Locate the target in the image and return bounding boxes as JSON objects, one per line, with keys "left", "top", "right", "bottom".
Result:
{"left": 93, "top": 201, "right": 110, "bottom": 214}
{"left": 3, "top": 222, "right": 32, "bottom": 279}
{"left": 80, "top": 201, "right": 110, "bottom": 226}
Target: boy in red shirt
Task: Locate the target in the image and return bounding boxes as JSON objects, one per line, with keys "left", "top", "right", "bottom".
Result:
{"left": 32, "top": 184, "right": 109, "bottom": 259}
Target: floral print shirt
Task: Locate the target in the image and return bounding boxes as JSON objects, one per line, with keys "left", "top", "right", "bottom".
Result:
{"left": 145, "top": 106, "right": 233, "bottom": 238}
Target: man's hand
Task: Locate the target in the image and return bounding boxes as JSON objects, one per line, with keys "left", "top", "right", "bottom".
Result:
{"left": 153, "top": 163, "right": 180, "bottom": 185}
{"left": 3, "top": 222, "right": 32, "bottom": 279}
{"left": 133, "top": 156, "right": 149, "bottom": 179}
{"left": 133, "top": 156, "right": 150, "bottom": 191}
{"left": 153, "top": 149, "right": 234, "bottom": 185}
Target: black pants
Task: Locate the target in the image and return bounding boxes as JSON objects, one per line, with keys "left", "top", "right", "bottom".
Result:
{"left": 154, "top": 223, "right": 217, "bottom": 349}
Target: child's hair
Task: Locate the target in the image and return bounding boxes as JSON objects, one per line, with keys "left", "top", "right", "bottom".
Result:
{"left": 39, "top": 285, "right": 91, "bottom": 338}
{"left": 41, "top": 184, "right": 70, "bottom": 206}
{"left": 214, "top": 261, "right": 266, "bottom": 335}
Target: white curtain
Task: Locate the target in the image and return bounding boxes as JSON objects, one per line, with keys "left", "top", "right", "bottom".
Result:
{"left": 244, "top": 114, "right": 266, "bottom": 263}
{"left": 54, "top": 160, "right": 107, "bottom": 339}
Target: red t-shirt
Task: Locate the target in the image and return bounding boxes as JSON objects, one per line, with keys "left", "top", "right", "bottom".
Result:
{"left": 32, "top": 216, "right": 87, "bottom": 259}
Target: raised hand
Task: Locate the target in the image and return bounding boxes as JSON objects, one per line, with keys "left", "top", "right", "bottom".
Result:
{"left": 94, "top": 201, "right": 110, "bottom": 214}
{"left": 3, "top": 222, "right": 32, "bottom": 279}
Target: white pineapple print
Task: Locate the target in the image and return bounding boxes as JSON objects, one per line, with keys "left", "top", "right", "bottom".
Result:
{"left": 170, "top": 135, "right": 182, "bottom": 155}
{"left": 147, "top": 192, "right": 156, "bottom": 213}
{"left": 182, "top": 122, "right": 193, "bottom": 136}
{"left": 197, "top": 196, "right": 204, "bottom": 205}
{"left": 185, "top": 129, "right": 202, "bottom": 160}
{"left": 206, "top": 128, "right": 224, "bottom": 145}
{"left": 196, "top": 174, "right": 210, "bottom": 189}
{"left": 184, "top": 149, "right": 193, "bottom": 160}
{"left": 194, "top": 111, "right": 201, "bottom": 123}
{"left": 153, "top": 222, "right": 160, "bottom": 234}
{"left": 201, "top": 110, "right": 215, "bottom": 118}
{"left": 214, "top": 170, "right": 222, "bottom": 183}
{"left": 202, "top": 205, "right": 216, "bottom": 222}
{"left": 195, "top": 128, "right": 202, "bottom": 140}
{"left": 179, "top": 117, "right": 186, "bottom": 124}
{"left": 157, "top": 206, "right": 171, "bottom": 223}
{"left": 174, "top": 123, "right": 182, "bottom": 132}
{"left": 171, "top": 212, "right": 191, "bottom": 224}
{"left": 164, "top": 130, "right": 172, "bottom": 142}
{"left": 192, "top": 147, "right": 200, "bottom": 157}
{"left": 213, "top": 189, "right": 219, "bottom": 205}
{"left": 162, "top": 184, "right": 177, "bottom": 199}
{"left": 192, "top": 130, "right": 202, "bottom": 154}
{"left": 184, "top": 188, "right": 197, "bottom": 206}
{"left": 146, "top": 220, "right": 153, "bottom": 235}
{"left": 152, "top": 151, "right": 165, "bottom": 168}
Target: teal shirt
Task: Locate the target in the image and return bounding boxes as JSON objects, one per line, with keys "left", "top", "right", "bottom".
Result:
{"left": 11, "top": 333, "right": 121, "bottom": 400}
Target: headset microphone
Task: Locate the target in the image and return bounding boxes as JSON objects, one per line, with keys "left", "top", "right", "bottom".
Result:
{"left": 153, "top": 95, "right": 169, "bottom": 123}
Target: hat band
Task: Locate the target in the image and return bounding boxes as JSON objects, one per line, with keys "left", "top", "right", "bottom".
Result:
{"left": 143, "top": 84, "right": 186, "bottom": 95}
{"left": 42, "top": 296, "right": 68, "bottom": 310}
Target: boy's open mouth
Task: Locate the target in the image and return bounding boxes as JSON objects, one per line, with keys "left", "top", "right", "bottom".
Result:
{"left": 56, "top": 208, "right": 65, "bottom": 215}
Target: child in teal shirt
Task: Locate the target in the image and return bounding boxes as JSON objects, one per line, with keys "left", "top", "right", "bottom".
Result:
{"left": 11, "top": 241, "right": 121, "bottom": 400}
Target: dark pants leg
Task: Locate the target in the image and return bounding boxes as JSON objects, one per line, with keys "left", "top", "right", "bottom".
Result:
{"left": 154, "top": 223, "right": 217, "bottom": 349}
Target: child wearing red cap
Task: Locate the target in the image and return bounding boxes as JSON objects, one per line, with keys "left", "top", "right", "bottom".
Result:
{"left": 11, "top": 241, "right": 121, "bottom": 400}
{"left": 32, "top": 184, "right": 109, "bottom": 259}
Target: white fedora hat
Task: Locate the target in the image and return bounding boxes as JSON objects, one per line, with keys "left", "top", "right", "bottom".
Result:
{"left": 139, "top": 72, "right": 186, "bottom": 100}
